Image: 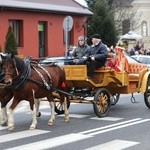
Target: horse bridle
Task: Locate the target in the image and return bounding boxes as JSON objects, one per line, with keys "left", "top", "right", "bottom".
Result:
{"left": 4, "top": 58, "right": 19, "bottom": 77}
{"left": 13, "top": 58, "right": 19, "bottom": 76}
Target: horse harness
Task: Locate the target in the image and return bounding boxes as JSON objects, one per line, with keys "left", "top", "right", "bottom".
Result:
{"left": 5, "top": 57, "right": 53, "bottom": 90}
{"left": 31, "top": 64, "right": 52, "bottom": 90}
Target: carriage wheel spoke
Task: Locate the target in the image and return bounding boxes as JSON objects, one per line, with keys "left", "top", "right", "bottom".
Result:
{"left": 96, "top": 93, "right": 108, "bottom": 113}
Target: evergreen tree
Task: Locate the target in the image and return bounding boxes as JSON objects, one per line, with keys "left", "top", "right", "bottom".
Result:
{"left": 4, "top": 26, "right": 18, "bottom": 55}
{"left": 87, "top": 0, "right": 118, "bottom": 47}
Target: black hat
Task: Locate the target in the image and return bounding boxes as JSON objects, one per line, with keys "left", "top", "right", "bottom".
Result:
{"left": 91, "top": 34, "right": 101, "bottom": 39}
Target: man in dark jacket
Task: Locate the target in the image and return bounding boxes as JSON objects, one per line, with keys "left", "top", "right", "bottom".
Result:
{"left": 83, "top": 34, "right": 108, "bottom": 78}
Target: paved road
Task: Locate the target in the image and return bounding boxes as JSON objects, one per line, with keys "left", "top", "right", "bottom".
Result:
{"left": 0, "top": 93, "right": 150, "bottom": 150}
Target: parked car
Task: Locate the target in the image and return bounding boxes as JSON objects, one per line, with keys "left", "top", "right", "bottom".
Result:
{"left": 131, "top": 55, "right": 150, "bottom": 69}
{"left": 39, "top": 56, "right": 74, "bottom": 66}
{"left": 39, "top": 53, "right": 139, "bottom": 66}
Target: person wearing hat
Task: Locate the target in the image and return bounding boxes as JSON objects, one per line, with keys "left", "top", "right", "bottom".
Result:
{"left": 113, "top": 46, "right": 129, "bottom": 73}
{"left": 82, "top": 34, "right": 108, "bottom": 78}
{"left": 72, "top": 35, "right": 90, "bottom": 64}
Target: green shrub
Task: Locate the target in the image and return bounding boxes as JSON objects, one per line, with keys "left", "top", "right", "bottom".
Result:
{"left": 4, "top": 26, "right": 18, "bottom": 55}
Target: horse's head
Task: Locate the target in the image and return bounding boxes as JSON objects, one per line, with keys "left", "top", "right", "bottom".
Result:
{"left": 2, "top": 54, "right": 24, "bottom": 85}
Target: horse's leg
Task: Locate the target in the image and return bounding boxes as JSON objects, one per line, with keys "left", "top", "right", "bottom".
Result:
{"left": 63, "top": 96, "right": 69, "bottom": 123}
{"left": 47, "top": 95, "right": 55, "bottom": 126}
{"left": 29, "top": 90, "right": 38, "bottom": 130}
{"left": 34, "top": 98, "right": 41, "bottom": 117}
{"left": 0, "top": 89, "right": 13, "bottom": 126}
{"left": 8, "top": 98, "right": 20, "bottom": 131}
{"left": 1, "top": 104, "right": 8, "bottom": 126}
{"left": 29, "top": 102, "right": 37, "bottom": 130}
{"left": 59, "top": 92, "right": 69, "bottom": 123}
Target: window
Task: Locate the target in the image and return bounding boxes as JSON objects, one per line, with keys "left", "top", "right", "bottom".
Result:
{"left": 146, "top": 58, "right": 150, "bottom": 64}
{"left": 139, "top": 57, "right": 147, "bottom": 64}
{"left": 38, "top": 21, "right": 47, "bottom": 57}
{"left": 9, "top": 20, "right": 23, "bottom": 47}
{"left": 141, "top": 21, "right": 148, "bottom": 37}
{"left": 122, "top": 19, "right": 130, "bottom": 34}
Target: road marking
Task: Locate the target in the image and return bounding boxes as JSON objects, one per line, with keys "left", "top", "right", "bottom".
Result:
{"left": 90, "top": 117, "right": 123, "bottom": 121}
{"left": 26, "top": 112, "right": 90, "bottom": 119}
{"left": 0, "top": 118, "right": 148, "bottom": 150}
{"left": 84, "top": 139, "right": 139, "bottom": 150}
{"left": 80, "top": 118, "right": 145, "bottom": 135}
{"left": 5, "top": 133, "right": 92, "bottom": 150}
{"left": 59, "top": 114, "right": 89, "bottom": 118}
{"left": 16, "top": 105, "right": 50, "bottom": 113}
{"left": 0, "top": 130, "right": 50, "bottom": 143}
{"left": 0, "top": 126, "right": 8, "bottom": 131}
{"left": 87, "top": 119, "right": 150, "bottom": 136}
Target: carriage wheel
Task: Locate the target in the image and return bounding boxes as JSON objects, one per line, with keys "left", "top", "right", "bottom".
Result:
{"left": 93, "top": 88, "right": 111, "bottom": 117}
{"left": 144, "top": 76, "right": 150, "bottom": 108}
{"left": 55, "top": 96, "right": 70, "bottom": 115}
{"left": 111, "top": 94, "right": 120, "bottom": 105}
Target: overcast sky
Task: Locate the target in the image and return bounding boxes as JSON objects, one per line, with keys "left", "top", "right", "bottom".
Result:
{"left": 74, "top": 0, "right": 88, "bottom": 7}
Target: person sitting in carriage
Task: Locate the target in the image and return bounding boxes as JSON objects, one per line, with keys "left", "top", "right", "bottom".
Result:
{"left": 72, "top": 35, "right": 90, "bottom": 64}
{"left": 82, "top": 34, "right": 108, "bottom": 79}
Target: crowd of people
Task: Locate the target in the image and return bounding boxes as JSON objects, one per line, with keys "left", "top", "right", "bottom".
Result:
{"left": 122, "top": 40, "right": 150, "bottom": 56}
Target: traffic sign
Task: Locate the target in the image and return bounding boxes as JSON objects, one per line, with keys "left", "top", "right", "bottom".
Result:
{"left": 63, "top": 16, "right": 73, "bottom": 31}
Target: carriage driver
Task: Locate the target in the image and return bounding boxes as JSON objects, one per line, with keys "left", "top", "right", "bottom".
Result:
{"left": 72, "top": 35, "right": 90, "bottom": 64}
{"left": 82, "top": 34, "right": 108, "bottom": 78}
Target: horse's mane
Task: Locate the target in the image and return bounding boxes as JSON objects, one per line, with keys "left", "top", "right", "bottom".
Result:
{"left": 18, "top": 57, "right": 25, "bottom": 71}
{"left": 4, "top": 55, "right": 31, "bottom": 88}
{"left": 4, "top": 55, "right": 29, "bottom": 76}
{"left": 10, "top": 55, "right": 26, "bottom": 74}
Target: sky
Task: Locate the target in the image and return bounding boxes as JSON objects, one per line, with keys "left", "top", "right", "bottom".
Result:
{"left": 74, "top": 0, "right": 88, "bottom": 7}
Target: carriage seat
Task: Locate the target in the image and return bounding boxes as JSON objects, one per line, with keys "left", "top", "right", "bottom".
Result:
{"left": 94, "top": 53, "right": 115, "bottom": 72}
{"left": 128, "top": 63, "right": 148, "bottom": 81}
{"left": 94, "top": 66, "right": 111, "bottom": 72}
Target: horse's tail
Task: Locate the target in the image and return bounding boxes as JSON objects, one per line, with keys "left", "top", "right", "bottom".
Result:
{"left": 56, "top": 66, "right": 67, "bottom": 103}
{"left": 56, "top": 66, "right": 66, "bottom": 89}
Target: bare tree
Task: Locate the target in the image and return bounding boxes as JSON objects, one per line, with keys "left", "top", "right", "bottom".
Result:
{"left": 86, "top": 0, "right": 141, "bottom": 35}
{"left": 107, "top": 0, "right": 141, "bottom": 35}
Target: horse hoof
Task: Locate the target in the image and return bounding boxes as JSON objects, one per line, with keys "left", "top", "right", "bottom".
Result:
{"left": 36, "top": 112, "right": 41, "bottom": 117}
{"left": 1, "top": 122, "right": 8, "bottom": 126}
{"left": 64, "top": 120, "right": 69, "bottom": 123}
{"left": 64, "top": 119, "right": 69, "bottom": 123}
{"left": 29, "top": 126, "right": 36, "bottom": 130}
{"left": 48, "top": 121, "right": 54, "bottom": 126}
{"left": 8, "top": 126, "right": 14, "bottom": 131}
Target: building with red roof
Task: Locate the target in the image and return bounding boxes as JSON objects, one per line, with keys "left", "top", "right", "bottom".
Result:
{"left": 0, "top": 0, "right": 92, "bottom": 57}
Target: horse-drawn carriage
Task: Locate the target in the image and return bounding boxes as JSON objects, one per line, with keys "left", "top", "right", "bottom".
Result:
{"left": 40, "top": 53, "right": 150, "bottom": 117}
{"left": 1, "top": 52, "right": 150, "bottom": 130}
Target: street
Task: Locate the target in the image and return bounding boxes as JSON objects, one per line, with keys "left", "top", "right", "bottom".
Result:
{"left": 0, "top": 93, "right": 150, "bottom": 150}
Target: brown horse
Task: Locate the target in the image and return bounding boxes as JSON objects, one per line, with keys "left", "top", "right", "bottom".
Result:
{"left": 0, "top": 55, "right": 41, "bottom": 127}
{"left": 0, "top": 87, "right": 13, "bottom": 126}
{"left": 0, "top": 55, "right": 13, "bottom": 126}
{"left": 1, "top": 54, "right": 69, "bottom": 130}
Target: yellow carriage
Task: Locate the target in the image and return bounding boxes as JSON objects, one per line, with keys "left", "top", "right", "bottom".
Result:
{"left": 40, "top": 53, "right": 150, "bottom": 117}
